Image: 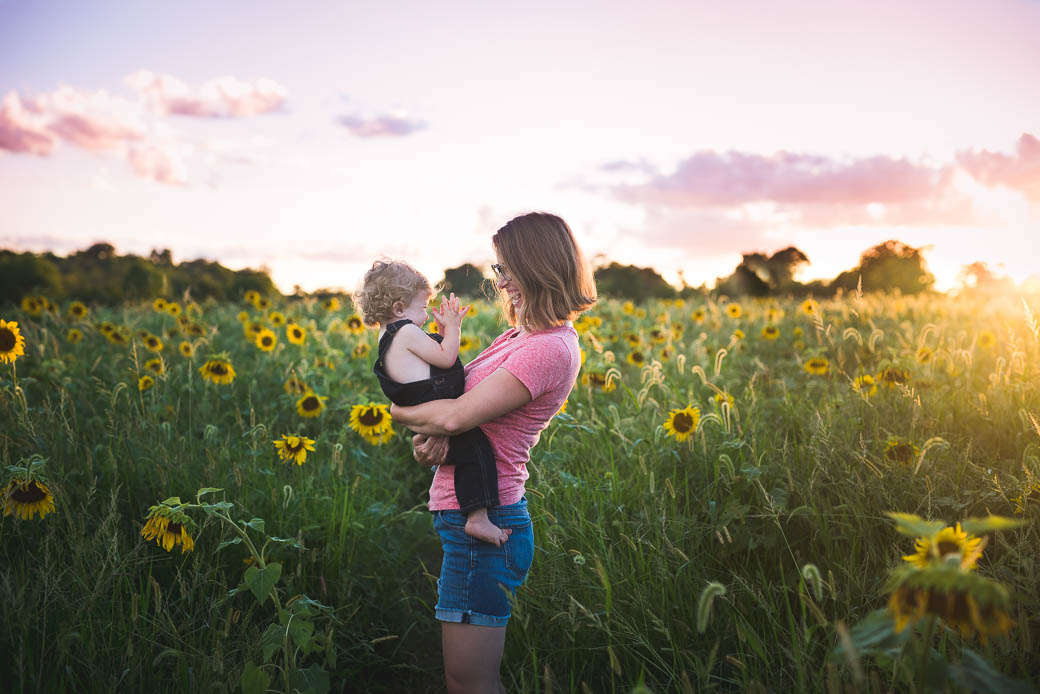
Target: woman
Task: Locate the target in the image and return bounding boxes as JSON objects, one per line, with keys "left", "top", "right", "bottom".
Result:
{"left": 390, "top": 212, "right": 596, "bottom": 694}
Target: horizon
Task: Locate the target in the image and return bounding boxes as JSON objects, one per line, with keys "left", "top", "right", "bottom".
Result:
{"left": 2, "top": 0, "right": 1039, "bottom": 294}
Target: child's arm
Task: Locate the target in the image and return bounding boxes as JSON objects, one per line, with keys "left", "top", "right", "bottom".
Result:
{"left": 402, "top": 293, "right": 469, "bottom": 369}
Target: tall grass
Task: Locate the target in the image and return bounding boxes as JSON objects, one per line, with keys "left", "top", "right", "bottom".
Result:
{"left": 2, "top": 290, "right": 1038, "bottom": 692}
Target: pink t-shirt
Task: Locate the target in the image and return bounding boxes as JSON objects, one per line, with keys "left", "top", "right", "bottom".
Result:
{"left": 427, "top": 323, "right": 581, "bottom": 511}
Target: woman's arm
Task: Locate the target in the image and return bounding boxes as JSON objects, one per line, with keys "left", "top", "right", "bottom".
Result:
{"left": 390, "top": 367, "right": 532, "bottom": 435}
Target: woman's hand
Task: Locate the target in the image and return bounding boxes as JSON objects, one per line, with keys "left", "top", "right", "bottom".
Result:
{"left": 413, "top": 434, "right": 449, "bottom": 466}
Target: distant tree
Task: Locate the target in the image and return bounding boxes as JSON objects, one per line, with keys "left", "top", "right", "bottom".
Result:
{"left": 713, "top": 246, "right": 810, "bottom": 296}
{"left": 848, "top": 240, "right": 934, "bottom": 294}
{"left": 957, "top": 262, "right": 1015, "bottom": 293}
{"left": 594, "top": 263, "right": 675, "bottom": 301}
{"left": 0, "top": 251, "right": 63, "bottom": 303}
{"left": 440, "top": 263, "right": 488, "bottom": 299}
{"left": 714, "top": 264, "right": 771, "bottom": 297}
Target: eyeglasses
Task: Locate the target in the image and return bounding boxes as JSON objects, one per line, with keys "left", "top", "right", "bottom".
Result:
{"left": 491, "top": 263, "right": 511, "bottom": 281}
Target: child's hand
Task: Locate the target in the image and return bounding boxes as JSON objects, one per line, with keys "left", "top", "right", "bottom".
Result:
{"left": 430, "top": 292, "right": 470, "bottom": 330}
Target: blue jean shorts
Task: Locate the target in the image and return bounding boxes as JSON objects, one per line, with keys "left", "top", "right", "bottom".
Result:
{"left": 432, "top": 498, "right": 534, "bottom": 627}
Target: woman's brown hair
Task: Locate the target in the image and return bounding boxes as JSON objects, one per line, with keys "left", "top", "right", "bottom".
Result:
{"left": 492, "top": 212, "right": 597, "bottom": 331}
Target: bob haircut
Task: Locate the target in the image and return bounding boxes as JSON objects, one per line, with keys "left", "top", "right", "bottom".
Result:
{"left": 492, "top": 212, "right": 597, "bottom": 331}
{"left": 354, "top": 259, "right": 431, "bottom": 326}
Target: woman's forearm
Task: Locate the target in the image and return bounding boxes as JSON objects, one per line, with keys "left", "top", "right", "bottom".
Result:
{"left": 390, "top": 399, "right": 461, "bottom": 436}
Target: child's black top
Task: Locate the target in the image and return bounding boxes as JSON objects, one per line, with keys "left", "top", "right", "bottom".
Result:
{"left": 373, "top": 319, "right": 465, "bottom": 406}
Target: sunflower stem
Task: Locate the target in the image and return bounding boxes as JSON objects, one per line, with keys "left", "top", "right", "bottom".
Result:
{"left": 914, "top": 616, "right": 938, "bottom": 694}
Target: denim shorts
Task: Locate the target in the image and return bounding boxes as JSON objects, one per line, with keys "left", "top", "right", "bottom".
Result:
{"left": 432, "top": 498, "right": 534, "bottom": 627}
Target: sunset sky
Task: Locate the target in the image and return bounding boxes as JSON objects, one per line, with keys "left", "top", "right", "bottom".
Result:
{"left": 2, "top": 0, "right": 1039, "bottom": 293}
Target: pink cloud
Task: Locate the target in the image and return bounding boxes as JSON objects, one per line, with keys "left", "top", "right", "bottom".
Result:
{"left": 614, "top": 150, "right": 951, "bottom": 208}
{"left": 335, "top": 112, "right": 426, "bottom": 138}
{"left": 957, "top": 133, "right": 1040, "bottom": 200}
{"left": 31, "top": 85, "right": 147, "bottom": 151}
{"left": 0, "top": 92, "right": 58, "bottom": 155}
{"left": 127, "top": 144, "right": 188, "bottom": 185}
{"left": 124, "top": 70, "right": 288, "bottom": 118}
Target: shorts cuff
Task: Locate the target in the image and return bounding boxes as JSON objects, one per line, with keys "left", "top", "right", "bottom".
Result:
{"left": 435, "top": 608, "right": 509, "bottom": 627}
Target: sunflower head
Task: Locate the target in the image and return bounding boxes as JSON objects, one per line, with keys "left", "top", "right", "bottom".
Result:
{"left": 199, "top": 357, "right": 235, "bottom": 385}
{"left": 286, "top": 324, "right": 307, "bottom": 345}
{"left": 878, "top": 366, "right": 910, "bottom": 388}
{"left": 269, "top": 311, "right": 286, "bottom": 327}
{"left": 626, "top": 350, "right": 646, "bottom": 366}
{"left": 902, "top": 523, "right": 983, "bottom": 571}
{"left": 804, "top": 357, "right": 829, "bottom": 375}
{"left": 352, "top": 342, "right": 370, "bottom": 359}
{"left": 731, "top": 329, "right": 745, "bottom": 341}
{"left": 138, "top": 375, "right": 155, "bottom": 391}
{"left": 0, "top": 319, "right": 27, "bottom": 365}
{"left": 977, "top": 330, "right": 997, "bottom": 351}
{"left": 2, "top": 475, "right": 56, "bottom": 521}
{"left": 761, "top": 325, "right": 780, "bottom": 340}
{"left": 726, "top": 303, "right": 743, "bottom": 319}
{"left": 165, "top": 302, "right": 182, "bottom": 317}
{"left": 21, "top": 296, "right": 44, "bottom": 317}
{"left": 915, "top": 346, "right": 933, "bottom": 364}
{"left": 255, "top": 328, "right": 277, "bottom": 352}
{"left": 349, "top": 403, "right": 393, "bottom": 437}
{"left": 66, "top": 328, "right": 83, "bottom": 344}
{"left": 886, "top": 563, "right": 1013, "bottom": 641}
{"left": 691, "top": 309, "right": 706, "bottom": 324}
{"left": 663, "top": 406, "right": 700, "bottom": 442}
{"left": 852, "top": 374, "right": 877, "bottom": 396}
{"left": 284, "top": 374, "right": 308, "bottom": 396}
{"left": 323, "top": 297, "right": 341, "bottom": 312}
{"left": 244, "top": 290, "right": 259, "bottom": 305}
{"left": 884, "top": 437, "right": 919, "bottom": 465}
{"left": 178, "top": 341, "right": 194, "bottom": 357}
{"left": 68, "top": 301, "right": 89, "bottom": 319}
{"left": 144, "top": 358, "right": 165, "bottom": 375}
{"left": 296, "top": 392, "right": 328, "bottom": 418}
{"left": 144, "top": 334, "right": 164, "bottom": 352}
{"left": 140, "top": 501, "right": 196, "bottom": 553}
{"left": 152, "top": 298, "right": 168, "bottom": 313}
{"left": 255, "top": 296, "right": 271, "bottom": 311}
{"left": 274, "top": 434, "right": 316, "bottom": 465}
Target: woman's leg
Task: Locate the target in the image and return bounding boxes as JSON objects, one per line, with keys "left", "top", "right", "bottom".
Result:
{"left": 442, "top": 622, "right": 507, "bottom": 694}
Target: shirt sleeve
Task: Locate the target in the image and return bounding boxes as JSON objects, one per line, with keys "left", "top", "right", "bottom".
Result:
{"left": 499, "top": 335, "right": 576, "bottom": 401}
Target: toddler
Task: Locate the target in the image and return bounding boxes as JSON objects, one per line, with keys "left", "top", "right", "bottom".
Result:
{"left": 355, "top": 260, "right": 509, "bottom": 546}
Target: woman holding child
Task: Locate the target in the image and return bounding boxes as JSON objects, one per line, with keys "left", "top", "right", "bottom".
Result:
{"left": 378, "top": 212, "right": 596, "bottom": 693}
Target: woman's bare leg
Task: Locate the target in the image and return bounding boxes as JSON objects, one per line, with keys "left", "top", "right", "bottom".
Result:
{"left": 442, "top": 622, "right": 507, "bottom": 694}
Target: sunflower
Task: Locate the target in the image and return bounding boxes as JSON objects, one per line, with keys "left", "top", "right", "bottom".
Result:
{"left": 269, "top": 311, "right": 286, "bottom": 327}
{"left": 243, "top": 321, "right": 264, "bottom": 339}
{"left": 165, "top": 302, "right": 182, "bottom": 317}
{"left": 884, "top": 437, "right": 919, "bottom": 465}
{"left": 622, "top": 301, "right": 635, "bottom": 314}
{"left": 349, "top": 403, "right": 393, "bottom": 437}
{"left": 244, "top": 290, "right": 260, "bottom": 305}
{"left": 800, "top": 298, "right": 819, "bottom": 317}
{"left": 558, "top": 399, "right": 568, "bottom": 415}
{"left": 255, "top": 328, "right": 277, "bottom": 352}
{"left": 761, "top": 325, "right": 780, "bottom": 340}
{"left": 199, "top": 358, "right": 235, "bottom": 385}
{"left": 659, "top": 347, "right": 673, "bottom": 362}
{"left": 284, "top": 374, "right": 308, "bottom": 396}
{"left": 731, "top": 329, "right": 745, "bottom": 341}
{"left": 0, "top": 320, "right": 27, "bottom": 365}
{"left": 313, "top": 356, "right": 335, "bottom": 370}
{"left": 237, "top": 310, "right": 250, "bottom": 323}
{"left": 804, "top": 357, "right": 829, "bottom": 375}
{"left": 767, "top": 307, "right": 784, "bottom": 322}
{"left": 714, "top": 392, "right": 735, "bottom": 408}
{"left": 977, "top": 330, "right": 997, "bottom": 351}
{"left": 106, "top": 329, "right": 130, "bottom": 347}
{"left": 152, "top": 298, "right": 167, "bottom": 313}
{"left": 255, "top": 296, "right": 271, "bottom": 311}
{"left": 903, "top": 523, "right": 983, "bottom": 571}
{"left": 286, "top": 323, "right": 306, "bottom": 345}
{"left": 663, "top": 406, "right": 700, "bottom": 442}
{"left": 878, "top": 367, "right": 910, "bottom": 388}
{"left": 352, "top": 343, "right": 370, "bottom": 359}
{"left": 427, "top": 321, "right": 439, "bottom": 334}
{"left": 793, "top": 326, "right": 804, "bottom": 337}
{"left": 344, "top": 314, "right": 364, "bottom": 333}
{"left": 323, "top": 297, "right": 341, "bottom": 312}
{"left": 296, "top": 392, "right": 328, "bottom": 418}
{"left": 624, "top": 333, "right": 641, "bottom": 348}
{"left": 67, "top": 301, "right": 89, "bottom": 320}
{"left": 671, "top": 323, "right": 684, "bottom": 339}
{"left": 184, "top": 322, "right": 206, "bottom": 338}
{"left": 690, "top": 308, "right": 706, "bottom": 324}
{"left": 274, "top": 434, "right": 316, "bottom": 465}
{"left": 178, "top": 341, "right": 194, "bottom": 358}
{"left": 915, "top": 346, "right": 933, "bottom": 364}
{"left": 98, "top": 321, "right": 116, "bottom": 334}
{"left": 725, "top": 303, "right": 742, "bottom": 319}
{"left": 649, "top": 328, "right": 667, "bottom": 345}
{"left": 138, "top": 375, "right": 155, "bottom": 391}
{"left": 634, "top": 307, "right": 647, "bottom": 318}
{"left": 143, "top": 334, "right": 164, "bottom": 352}
{"left": 581, "top": 371, "right": 617, "bottom": 393}
{"left": 66, "top": 328, "right": 83, "bottom": 344}
{"left": 626, "top": 350, "right": 646, "bottom": 366}
{"left": 140, "top": 508, "right": 195, "bottom": 553}
{"left": 2, "top": 478, "right": 56, "bottom": 520}
{"left": 887, "top": 568, "right": 1013, "bottom": 640}
{"left": 852, "top": 374, "right": 877, "bottom": 396}
{"left": 144, "top": 358, "right": 165, "bottom": 375}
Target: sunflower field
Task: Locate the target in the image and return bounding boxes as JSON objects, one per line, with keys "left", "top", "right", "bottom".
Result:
{"left": 2, "top": 288, "right": 1040, "bottom": 693}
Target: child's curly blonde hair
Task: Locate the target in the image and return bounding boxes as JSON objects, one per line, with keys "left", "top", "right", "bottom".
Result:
{"left": 354, "top": 259, "right": 432, "bottom": 326}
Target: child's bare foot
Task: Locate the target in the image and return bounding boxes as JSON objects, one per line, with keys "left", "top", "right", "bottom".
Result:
{"left": 465, "top": 508, "right": 512, "bottom": 546}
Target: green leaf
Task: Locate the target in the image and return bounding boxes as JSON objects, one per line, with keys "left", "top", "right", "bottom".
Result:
{"left": 960, "top": 515, "right": 1029, "bottom": 535}
{"left": 268, "top": 536, "right": 306, "bottom": 550}
{"left": 197, "top": 487, "right": 223, "bottom": 497}
{"left": 243, "top": 518, "right": 265, "bottom": 533}
{"left": 215, "top": 537, "right": 242, "bottom": 553}
{"left": 259, "top": 623, "right": 283, "bottom": 663}
{"left": 829, "top": 609, "right": 910, "bottom": 661}
{"left": 949, "top": 648, "right": 1033, "bottom": 694}
{"left": 242, "top": 562, "right": 282, "bottom": 605}
{"left": 290, "top": 664, "right": 330, "bottom": 694}
{"left": 288, "top": 617, "right": 315, "bottom": 651}
{"left": 885, "top": 512, "right": 946, "bottom": 537}
{"left": 160, "top": 496, "right": 182, "bottom": 506}
{"left": 239, "top": 661, "right": 270, "bottom": 694}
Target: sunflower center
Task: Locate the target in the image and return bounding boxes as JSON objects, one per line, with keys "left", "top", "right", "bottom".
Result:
{"left": 358, "top": 408, "right": 383, "bottom": 426}
{"left": 262, "top": 336, "right": 273, "bottom": 346}
{"left": 0, "top": 329, "right": 15, "bottom": 351}
{"left": 11, "top": 481, "right": 47, "bottom": 503}
{"left": 209, "top": 363, "right": 228, "bottom": 375}
{"left": 936, "top": 540, "right": 960, "bottom": 557}
{"left": 672, "top": 413, "right": 694, "bottom": 432}
{"left": 302, "top": 396, "right": 320, "bottom": 411}
{"left": 349, "top": 318, "right": 360, "bottom": 328}
{"left": 167, "top": 522, "right": 183, "bottom": 534}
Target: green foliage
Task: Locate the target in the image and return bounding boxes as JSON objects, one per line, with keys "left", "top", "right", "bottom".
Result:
{"left": 595, "top": 262, "right": 676, "bottom": 300}
{"left": 440, "top": 262, "right": 490, "bottom": 299}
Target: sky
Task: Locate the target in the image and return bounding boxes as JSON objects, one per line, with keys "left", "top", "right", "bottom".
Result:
{"left": 2, "top": 0, "right": 1039, "bottom": 293}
